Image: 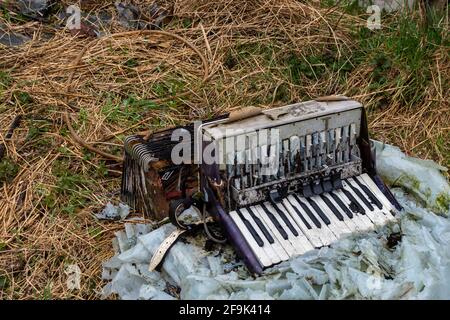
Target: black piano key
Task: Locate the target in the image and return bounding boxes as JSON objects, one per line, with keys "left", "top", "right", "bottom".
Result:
{"left": 330, "top": 191, "right": 353, "bottom": 219}
{"left": 261, "top": 203, "right": 289, "bottom": 240}
{"left": 236, "top": 209, "right": 264, "bottom": 247}
{"left": 292, "top": 194, "right": 322, "bottom": 228}
{"left": 271, "top": 202, "right": 299, "bottom": 237}
{"left": 307, "top": 198, "right": 331, "bottom": 225}
{"left": 247, "top": 206, "right": 275, "bottom": 244}
{"left": 284, "top": 201, "right": 312, "bottom": 229}
{"left": 320, "top": 195, "right": 344, "bottom": 221}
{"left": 347, "top": 181, "right": 374, "bottom": 211}
{"left": 342, "top": 188, "right": 366, "bottom": 214}
{"left": 354, "top": 177, "right": 383, "bottom": 210}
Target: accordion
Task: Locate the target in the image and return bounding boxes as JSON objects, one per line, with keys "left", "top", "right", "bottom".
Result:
{"left": 121, "top": 97, "right": 401, "bottom": 274}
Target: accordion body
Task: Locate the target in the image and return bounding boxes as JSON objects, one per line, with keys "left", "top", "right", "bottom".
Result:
{"left": 121, "top": 97, "right": 401, "bottom": 274}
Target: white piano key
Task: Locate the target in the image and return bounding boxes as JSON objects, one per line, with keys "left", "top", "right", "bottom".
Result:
{"left": 347, "top": 177, "right": 392, "bottom": 225}
{"left": 226, "top": 152, "right": 236, "bottom": 177}
{"left": 240, "top": 208, "right": 283, "bottom": 265}
{"left": 286, "top": 195, "right": 334, "bottom": 246}
{"left": 258, "top": 130, "right": 268, "bottom": 183}
{"left": 260, "top": 144, "right": 269, "bottom": 182}
{"left": 310, "top": 133, "right": 316, "bottom": 170}
{"left": 299, "top": 136, "right": 306, "bottom": 173}
{"left": 245, "top": 206, "right": 290, "bottom": 262}
{"left": 281, "top": 198, "right": 323, "bottom": 248}
{"left": 288, "top": 195, "right": 337, "bottom": 245}
{"left": 357, "top": 173, "right": 395, "bottom": 212}
{"left": 235, "top": 134, "right": 246, "bottom": 152}
{"left": 342, "top": 180, "right": 386, "bottom": 226}
{"left": 245, "top": 148, "right": 253, "bottom": 186}
{"left": 267, "top": 139, "right": 280, "bottom": 178}
{"left": 224, "top": 136, "right": 235, "bottom": 160}
{"left": 332, "top": 189, "right": 375, "bottom": 231}
{"left": 229, "top": 210, "right": 273, "bottom": 267}
{"left": 357, "top": 174, "right": 398, "bottom": 221}
{"left": 311, "top": 195, "right": 352, "bottom": 238}
{"left": 273, "top": 201, "right": 315, "bottom": 252}
{"left": 263, "top": 202, "right": 307, "bottom": 255}
{"left": 306, "top": 196, "right": 342, "bottom": 238}
{"left": 254, "top": 204, "right": 296, "bottom": 257}
{"left": 321, "top": 193, "right": 362, "bottom": 233}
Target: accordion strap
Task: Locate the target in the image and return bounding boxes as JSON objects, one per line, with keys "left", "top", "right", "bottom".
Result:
{"left": 148, "top": 228, "right": 187, "bottom": 272}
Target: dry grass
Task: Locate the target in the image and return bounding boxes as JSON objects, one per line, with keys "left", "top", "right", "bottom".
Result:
{"left": 0, "top": 0, "right": 448, "bottom": 299}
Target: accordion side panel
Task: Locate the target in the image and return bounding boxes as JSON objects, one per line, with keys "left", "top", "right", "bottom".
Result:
{"left": 209, "top": 198, "right": 264, "bottom": 274}
{"left": 144, "top": 168, "right": 170, "bottom": 220}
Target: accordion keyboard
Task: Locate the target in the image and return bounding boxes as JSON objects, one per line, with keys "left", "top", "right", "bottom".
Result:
{"left": 228, "top": 173, "right": 396, "bottom": 268}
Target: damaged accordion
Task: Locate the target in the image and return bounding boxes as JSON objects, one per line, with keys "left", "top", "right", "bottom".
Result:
{"left": 121, "top": 97, "right": 402, "bottom": 274}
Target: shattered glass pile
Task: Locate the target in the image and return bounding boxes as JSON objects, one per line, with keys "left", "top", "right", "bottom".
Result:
{"left": 101, "top": 141, "right": 450, "bottom": 300}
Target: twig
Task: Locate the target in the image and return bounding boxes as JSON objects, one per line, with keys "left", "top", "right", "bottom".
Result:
{"left": 0, "top": 115, "right": 22, "bottom": 160}
{"left": 63, "top": 30, "right": 210, "bottom": 162}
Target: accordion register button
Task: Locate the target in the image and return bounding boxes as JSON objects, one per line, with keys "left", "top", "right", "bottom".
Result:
{"left": 269, "top": 189, "right": 282, "bottom": 203}
{"left": 312, "top": 181, "right": 323, "bottom": 195}
{"left": 302, "top": 184, "right": 313, "bottom": 198}
{"left": 322, "top": 179, "right": 333, "bottom": 193}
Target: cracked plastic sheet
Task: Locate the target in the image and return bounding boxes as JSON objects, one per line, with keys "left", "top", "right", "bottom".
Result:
{"left": 102, "top": 141, "right": 450, "bottom": 300}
